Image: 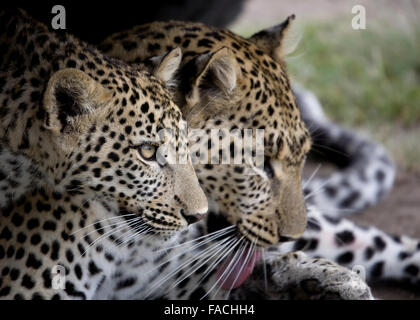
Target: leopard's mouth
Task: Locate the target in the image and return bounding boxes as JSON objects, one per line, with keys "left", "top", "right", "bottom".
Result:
{"left": 118, "top": 208, "right": 183, "bottom": 238}
{"left": 206, "top": 211, "right": 298, "bottom": 290}
{"left": 215, "top": 248, "right": 262, "bottom": 290}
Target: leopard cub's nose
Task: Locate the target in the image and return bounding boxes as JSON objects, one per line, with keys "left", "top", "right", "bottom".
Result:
{"left": 180, "top": 207, "right": 207, "bottom": 225}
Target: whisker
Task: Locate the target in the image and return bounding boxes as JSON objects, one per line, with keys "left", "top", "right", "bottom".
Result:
{"left": 303, "top": 164, "right": 322, "bottom": 190}
{"left": 192, "top": 237, "right": 241, "bottom": 293}
{"left": 71, "top": 213, "right": 137, "bottom": 235}
{"left": 214, "top": 241, "right": 249, "bottom": 299}
{"left": 224, "top": 239, "right": 256, "bottom": 299}
{"left": 156, "top": 225, "right": 235, "bottom": 252}
{"left": 79, "top": 218, "right": 140, "bottom": 240}
{"left": 315, "top": 206, "right": 355, "bottom": 214}
{"left": 201, "top": 237, "right": 246, "bottom": 300}
{"left": 311, "top": 142, "right": 349, "bottom": 159}
{"left": 170, "top": 235, "right": 235, "bottom": 289}
{"left": 262, "top": 249, "right": 268, "bottom": 291}
{"left": 80, "top": 220, "right": 131, "bottom": 256}
{"left": 115, "top": 222, "right": 150, "bottom": 247}
{"left": 147, "top": 226, "right": 235, "bottom": 274}
{"left": 144, "top": 238, "right": 228, "bottom": 298}
{"left": 223, "top": 225, "right": 264, "bottom": 299}
{"left": 304, "top": 175, "right": 335, "bottom": 200}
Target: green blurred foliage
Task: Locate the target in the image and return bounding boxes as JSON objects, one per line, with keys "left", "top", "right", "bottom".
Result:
{"left": 286, "top": 18, "right": 420, "bottom": 128}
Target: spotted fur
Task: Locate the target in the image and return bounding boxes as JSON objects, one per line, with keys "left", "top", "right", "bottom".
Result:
{"left": 94, "top": 19, "right": 376, "bottom": 299}
{"left": 0, "top": 9, "right": 207, "bottom": 299}
{"left": 101, "top": 18, "right": 312, "bottom": 247}
{"left": 98, "top": 19, "right": 419, "bottom": 297}
{"left": 294, "top": 85, "right": 396, "bottom": 215}
{"left": 0, "top": 16, "right": 401, "bottom": 300}
{"left": 278, "top": 87, "right": 420, "bottom": 288}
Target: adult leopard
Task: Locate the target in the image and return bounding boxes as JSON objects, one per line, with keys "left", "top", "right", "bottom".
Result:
{"left": 0, "top": 9, "right": 208, "bottom": 299}
{"left": 97, "top": 17, "right": 419, "bottom": 297}
{"left": 90, "top": 17, "right": 376, "bottom": 299}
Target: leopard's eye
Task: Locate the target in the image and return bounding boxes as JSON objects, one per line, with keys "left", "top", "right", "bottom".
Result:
{"left": 138, "top": 143, "right": 157, "bottom": 161}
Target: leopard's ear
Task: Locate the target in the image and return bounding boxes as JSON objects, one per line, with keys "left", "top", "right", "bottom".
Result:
{"left": 248, "top": 14, "right": 296, "bottom": 62}
{"left": 146, "top": 47, "right": 182, "bottom": 83}
{"left": 184, "top": 47, "right": 239, "bottom": 108}
{"left": 43, "top": 68, "right": 112, "bottom": 134}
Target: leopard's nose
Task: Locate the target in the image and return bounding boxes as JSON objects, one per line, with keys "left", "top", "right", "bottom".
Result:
{"left": 278, "top": 235, "right": 300, "bottom": 242}
{"left": 180, "top": 208, "right": 207, "bottom": 225}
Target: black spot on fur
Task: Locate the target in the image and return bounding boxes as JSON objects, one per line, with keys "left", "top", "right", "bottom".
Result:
{"left": 323, "top": 214, "right": 340, "bottom": 225}
{"left": 364, "top": 247, "right": 374, "bottom": 261}
{"left": 371, "top": 261, "right": 384, "bottom": 278}
{"left": 65, "top": 281, "right": 86, "bottom": 299}
{"left": 26, "top": 253, "right": 42, "bottom": 269}
{"left": 373, "top": 236, "right": 386, "bottom": 251}
{"left": 336, "top": 251, "right": 354, "bottom": 264}
{"left": 21, "top": 274, "right": 35, "bottom": 289}
{"left": 404, "top": 264, "right": 419, "bottom": 277}
{"left": 51, "top": 240, "right": 60, "bottom": 260}
{"left": 189, "top": 288, "right": 207, "bottom": 300}
{"left": 115, "top": 277, "right": 137, "bottom": 290}
{"left": 339, "top": 191, "right": 360, "bottom": 209}
{"left": 88, "top": 261, "right": 101, "bottom": 275}
{"left": 335, "top": 230, "right": 355, "bottom": 246}
{"left": 306, "top": 218, "right": 321, "bottom": 232}
{"left": 42, "top": 269, "right": 52, "bottom": 288}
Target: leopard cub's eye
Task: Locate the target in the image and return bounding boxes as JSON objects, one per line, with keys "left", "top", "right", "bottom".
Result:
{"left": 138, "top": 143, "right": 157, "bottom": 161}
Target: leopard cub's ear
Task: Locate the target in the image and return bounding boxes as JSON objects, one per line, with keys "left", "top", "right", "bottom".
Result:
{"left": 183, "top": 47, "right": 239, "bottom": 108}
{"left": 145, "top": 47, "right": 182, "bottom": 84}
{"left": 43, "top": 68, "right": 112, "bottom": 134}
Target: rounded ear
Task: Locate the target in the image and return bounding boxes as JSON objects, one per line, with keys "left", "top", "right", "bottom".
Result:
{"left": 184, "top": 47, "right": 239, "bottom": 107}
{"left": 43, "top": 68, "right": 112, "bottom": 134}
{"left": 147, "top": 47, "right": 182, "bottom": 84}
{"left": 248, "top": 14, "right": 296, "bottom": 62}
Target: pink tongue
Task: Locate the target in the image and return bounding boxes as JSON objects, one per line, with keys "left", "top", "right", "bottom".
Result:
{"left": 216, "top": 249, "right": 262, "bottom": 290}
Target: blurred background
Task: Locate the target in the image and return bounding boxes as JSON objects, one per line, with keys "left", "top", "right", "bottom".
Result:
{"left": 230, "top": 0, "right": 420, "bottom": 300}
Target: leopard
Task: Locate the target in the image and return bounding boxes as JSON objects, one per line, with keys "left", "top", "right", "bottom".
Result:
{"left": 0, "top": 10, "right": 370, "bottom": 299}
{"left": 97, "top": 17, "right": 419, "bottom": 298}
{"left": 0, "top": 9, "right": 208, "bottom": 299}
{"left": 2, "top": 13, "right": 378, "bottom": 299}
{"left": 90, "top": 17, "right": 378, "bottom": 299}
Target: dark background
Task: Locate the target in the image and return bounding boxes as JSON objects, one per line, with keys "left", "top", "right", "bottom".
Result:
{"left": 6, "top": 0, "right": 246, "bottom": 43}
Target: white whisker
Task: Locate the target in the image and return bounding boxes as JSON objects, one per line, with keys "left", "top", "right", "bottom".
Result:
{"left": 80, "top": 220, "right": 131, "bottom": 256}
{"left": 170, "top": 235, "right": 235, "bottom": 289}
{"left": 71, "top": 213, "right": 137, "bottom": 235}
{"left": 145, "top": 237, "right": 231, "bottom": 297}
{"left": 213, "top": 241, "right": 248, "bottom": 299}
{"left": 156, "top": 225, "right": 235, "bottom": 252}
{"left": 262, "top": 249, "right": 268, "bottom": 291}
{"left": 304, "top": 175, "right": 334, "bottom": 200}
{"left": 201, "top": 237, "right": 246, "bottom": 300}
{"left": 147, "top": 226, "right": 235, "bottom": 274}
{"left": 189, "top": 237, "right": 241, "bottom": 296}
{"left": 224, "top": 240, "right": 255, "bottom": 299}
{"left": 303, "top": 164, "right": 322, "bottom": 190}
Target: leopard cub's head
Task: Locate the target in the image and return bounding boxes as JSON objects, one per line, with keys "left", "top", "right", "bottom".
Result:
{"left": 35, "top": 58, "right": 207, "bottom": 239}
